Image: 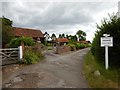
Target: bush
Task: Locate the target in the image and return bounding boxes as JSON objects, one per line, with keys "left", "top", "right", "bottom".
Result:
{"left": 48, "top": 46, "right": 53, "bottom": 50}
{"left": 68, "top": 42, "right": 87, "bottom": 50}
{"left": 74, "top": 43, "right": 80, "bottom": 49}
{"left": 74, "top": 43, "right": 86, "bottom": 49}
{"left": 23, "top": 49, "right": 43, "bottom": 64}
{"left": 67, "top": 44, "right": 76, "bottom": 51}
{"left": 9, "top": 36, "right": 35, "bottom": 48}
{"left": 86, "top": 44, "right": 92, "bottom": 47}
{"left": 78, "top": 43, "right": 86, "bottom": 49}
{"left": 91, "top": 15, "right": 120, "bottom": 68}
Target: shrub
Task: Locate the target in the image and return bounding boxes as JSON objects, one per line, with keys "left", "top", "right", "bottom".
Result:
{"left": 48, "top": 46, "right": 53, "bottom": 50}
{"left": 9, "top": 36, "right": 35, "bottom": 47}
{"left": 68, "top": 42, "right": 87, "bottom": 50}
{"left": 86, "top": 44, "right": 92, "bottom": 47}
{"left": 91, "top": 15, "right": 120, "bottom": 68}
{"left": 67, "top": 44, "right": 76, "bottom": 51}
{"left": 75, "top": 43, "right": 80, "bottom": 49}
{"left": 23, "top": 49, "right": 43, "bottom": 64}
{"left": 78, "top": 43, "right": 86, "bottom": 49}
{"left": 74, "top": 43, "right": 86, "bottom": 49}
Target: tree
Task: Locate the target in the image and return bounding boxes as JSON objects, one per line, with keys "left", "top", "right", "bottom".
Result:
{"left": 51, "top": 33, "right": 56, "bottom": 41}
{"left": 1, "top": 17, "right": 14, "bottom": 47}
{"left": 44, "top": 32, "right": 51, "bottom": 41}
{"left": 59, "top": 34, "right": 62, "bottom": 38}
{"left": 69, "top": 35, "right": 77, "bottom": 42}
{"left": 66, "top": 34, "right": 69, "bottom": 39}
{"left": 0, "top": 18, "right": 2, "bottom": 48}
{"left": 2, "top": 16, "right": 12, "bottom": 26}
{"left": 76, "top": 30, "right": 86, "bottom": 41}
{"left": 91, "top": 14, "right": 120, "bottom": 68}
{"left": 62, "top": 33, "right": 65, "bottom": 38}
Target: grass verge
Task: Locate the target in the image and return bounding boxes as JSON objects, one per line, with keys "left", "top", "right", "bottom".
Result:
{"left": 83, "top": 51, "right": 119, "bottom": 88}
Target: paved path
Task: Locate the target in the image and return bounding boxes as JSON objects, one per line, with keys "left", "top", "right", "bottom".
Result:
{"left": 2, "top": 48, "right": 90, "bottom": 88}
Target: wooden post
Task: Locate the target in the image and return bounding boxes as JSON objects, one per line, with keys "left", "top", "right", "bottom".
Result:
{"left": 20, "top": 41, "right": 24, "bottom": 54}
{"left": 18, "top": 46, "right": 23, "bottom": 61}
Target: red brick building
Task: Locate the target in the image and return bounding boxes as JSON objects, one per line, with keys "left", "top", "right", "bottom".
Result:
{"left": 55, "top": 38, "right": 69, "bottom": 46}
{"left": 13, "top": 27, "right": 45, "bottom": 43}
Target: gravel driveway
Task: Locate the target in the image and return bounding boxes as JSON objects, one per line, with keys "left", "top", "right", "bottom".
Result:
{"left": 2, "top": 48, "right": 90, "bottom": 88}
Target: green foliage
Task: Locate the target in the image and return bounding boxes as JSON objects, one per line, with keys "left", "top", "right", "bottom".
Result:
{"left": 48, "top": 46, "right": 53, "bottom": 50}
{"left": 75, "top": 43, "right": 86, "bottom": 49}
{"left": 0, "top": 18, "right": 2, "bottom": 48}
{"left": 44, "top": 32, "right": 50, "bottom": 41}
{"left": 76, "top": 30, "right": 86, "bottom": 41}
{"left": 9, "top": 36, "right": 35, "bottom": 48}
{"left": 61, "top": 33, "right": 65, "bottom": 38}
{"left": 66, "top": 34, "right": 69, "bottom": 39}
{"left": 74, "top": 43, "right": 80, "bottom": 49}
{"left": 86, "top": 44, "right": 92, "bottom": 47}
{"left": 23, "top": 49, "right": 43, "bottom": 64}
{"left": 2, "top": 16, "right": 13, "bottom": 26}
{"left": 58, "top": 33, "right": 66, "bottom": 38}
{"left": 59, "top": 34, "right": 62, "bottom": 38}
{"left": 91, "top": 14, "right": 120, "bottom": 68}
{"left": 44, "top": 41, "right": 52, "bottom": 46}
{"left": 68, "top": 35, "right": 77, "bottom": 42}
{"left": 44, "top": 41, "right": 48, "bottom": 46}
{"left": 78, "top": 43, "right": 86, "bottom": 49}
{"left": 68, "top": 41, "right": 87, "bottom": 50}
{"left": 1, "top": 17, "right": 14, "bottom": 47}
{"left": 51, "top": 33, "right": 56, "bottom": 41}
{"left": 67, "top": 43, "right": 76, "bottom": 51}
{"left": 83, "top": 51, "right": 119, "bottom": 88}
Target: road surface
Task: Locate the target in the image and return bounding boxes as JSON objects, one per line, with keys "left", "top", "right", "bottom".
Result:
{"left": 2, "top": 48, "right": 90, "bottom": 88}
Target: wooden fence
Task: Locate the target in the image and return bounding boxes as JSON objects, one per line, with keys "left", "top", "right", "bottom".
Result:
{"left": 0, "top": 46, "right": 23, "bottom": 65}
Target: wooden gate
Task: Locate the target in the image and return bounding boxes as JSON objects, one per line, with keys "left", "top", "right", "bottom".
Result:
{"left": 0, "top": 46, "right": 23, "bottom": 65}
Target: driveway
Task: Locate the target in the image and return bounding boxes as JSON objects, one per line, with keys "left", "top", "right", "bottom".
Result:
{"left": 2, "top": 48, "right": 90, "bottom": 88}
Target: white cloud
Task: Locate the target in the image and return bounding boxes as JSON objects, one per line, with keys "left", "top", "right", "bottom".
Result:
{"left": 1, "top": 1, "right": 119, "bottom": 42}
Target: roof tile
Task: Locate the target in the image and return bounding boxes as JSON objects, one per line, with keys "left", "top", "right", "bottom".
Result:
{"left": 56, "top": 38, "right": 69, "bottom": 42}
{"left": 13, "top": 27, "right": 44, "bottom": 38}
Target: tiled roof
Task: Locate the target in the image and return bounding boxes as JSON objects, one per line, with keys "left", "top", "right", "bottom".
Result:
{"left": 56, "top": 38, "right": 69, "bottom": 43}
{"left": 13, "top": 27, "right": 44, "bottom": 38}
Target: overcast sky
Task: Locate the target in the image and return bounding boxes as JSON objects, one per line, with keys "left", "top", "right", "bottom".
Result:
{"left": 1, "top": 0, "right": 119, "bottom": 41}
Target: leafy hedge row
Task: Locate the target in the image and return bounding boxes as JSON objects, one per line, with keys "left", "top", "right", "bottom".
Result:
{"left": 67, "top": 42, "right": 91, "bottom": 51}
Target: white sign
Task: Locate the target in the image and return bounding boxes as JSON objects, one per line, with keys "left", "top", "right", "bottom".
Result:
{"left": 101, "top": 34, "right": 113, "bottom": 70}
{"left": 101, "top": 37, "right": 113, "bottom": 47}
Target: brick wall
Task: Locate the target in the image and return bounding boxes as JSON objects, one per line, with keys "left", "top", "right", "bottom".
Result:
{"left": 55, "top": 46, "right": 71, "bottom": 54}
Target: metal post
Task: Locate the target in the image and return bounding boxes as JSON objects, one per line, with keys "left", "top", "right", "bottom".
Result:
{"left": 105, "top": 46, "right": 109, "bottom": 70}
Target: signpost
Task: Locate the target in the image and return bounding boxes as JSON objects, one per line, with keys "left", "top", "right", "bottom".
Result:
{"left": 101, "top": 34, "right": 113, "bottom": 70}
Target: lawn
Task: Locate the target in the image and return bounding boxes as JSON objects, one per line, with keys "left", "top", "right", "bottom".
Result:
{"left": 83, "top": 51, "right": 119, "bottom": 88}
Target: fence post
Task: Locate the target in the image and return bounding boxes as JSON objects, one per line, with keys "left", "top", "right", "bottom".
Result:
{"left": 18, "top": 46, "right": 23, "bottom": 62}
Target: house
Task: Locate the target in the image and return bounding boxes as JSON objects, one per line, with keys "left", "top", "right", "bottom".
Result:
{"left": 13, "top": 27, "right": 45, "bottom": 43}
{"left": 55, "top": 38, "right": 69, "bottom": 46}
